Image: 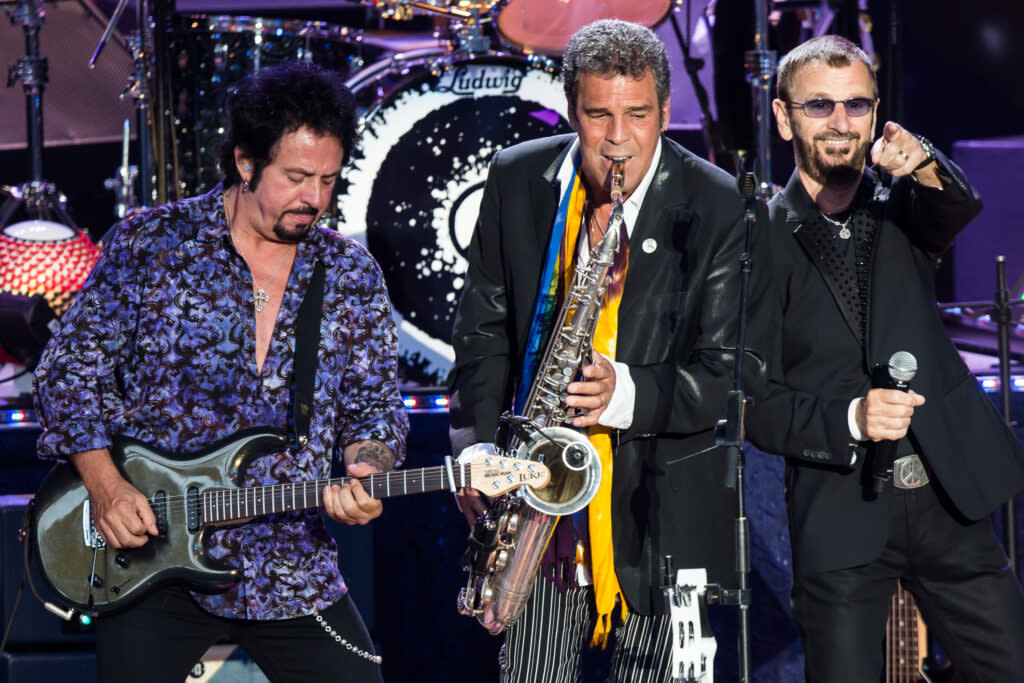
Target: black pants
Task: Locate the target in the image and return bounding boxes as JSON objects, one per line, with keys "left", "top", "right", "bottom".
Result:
{"left": 792, "top": 482, "right": 1024, "bottom": 683}
{"left": 96, "top": 585, "right": 381, "bottom": 683}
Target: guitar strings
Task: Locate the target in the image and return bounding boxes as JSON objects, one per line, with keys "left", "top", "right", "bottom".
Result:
{"left": 140, "top": 468, "right": 458, "bottom": 514}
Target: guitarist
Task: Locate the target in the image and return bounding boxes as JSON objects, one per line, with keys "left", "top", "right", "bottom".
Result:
{"left": 32, "top": 62, "right": 408, "bottom": 683}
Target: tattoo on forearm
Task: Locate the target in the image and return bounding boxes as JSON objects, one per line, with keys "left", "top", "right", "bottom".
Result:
{"left": 355, "top": 441, "right": 395, "bottom": 472}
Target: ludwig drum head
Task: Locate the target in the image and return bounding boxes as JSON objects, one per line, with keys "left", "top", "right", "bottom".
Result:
{"left": 336, "top": 51, "right": 571, "bottom": 385}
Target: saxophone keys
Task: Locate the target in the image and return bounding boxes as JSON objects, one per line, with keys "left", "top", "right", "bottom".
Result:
{"left": 493, "top": 549, "right": 509, "bottom": 571}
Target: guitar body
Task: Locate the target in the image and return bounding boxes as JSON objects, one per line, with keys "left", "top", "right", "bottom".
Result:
{"left": 31, "top": 429, "right": 292, "bottom": 615}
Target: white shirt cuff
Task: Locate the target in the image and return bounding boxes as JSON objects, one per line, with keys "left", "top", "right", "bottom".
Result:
{"left": 848, "top": 397, "right": 866, "bottom": 441}
{"left": 597, "top": 353, "right": 634, "bottom": 430}
{"left": 455, "top": 442, "right": 498, "bottom": 465}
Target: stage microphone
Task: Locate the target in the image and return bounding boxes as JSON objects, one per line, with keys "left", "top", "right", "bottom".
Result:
{"left": 871, "top": 351, "right": 918, "bottom": 495}
{"left": 736, "top": 157, "right": 757, "bottom": 201}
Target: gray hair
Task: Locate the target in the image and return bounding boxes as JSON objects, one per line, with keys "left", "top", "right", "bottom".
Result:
{"left": 561, "top": 19, "right": 670, "bottom": 120}
{"left": 776, "top": 35, "right": 876, "bottom": 102}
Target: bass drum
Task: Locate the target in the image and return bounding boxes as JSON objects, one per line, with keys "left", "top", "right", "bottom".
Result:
{"left": 335, "top": 49, "right": 572, "bottom": 385}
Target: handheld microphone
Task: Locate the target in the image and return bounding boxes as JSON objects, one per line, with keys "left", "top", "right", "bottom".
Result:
{"left": 870, "top": 351, "right": 918, "bottom": 495}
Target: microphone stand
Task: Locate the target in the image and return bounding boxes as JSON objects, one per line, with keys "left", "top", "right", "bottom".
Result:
{"left": 744, "top": 0, "right": 777, "bottom": 198}
{"left": 937, "top": 255, "right": 1024, "bottom": 576}
{"left": 709, "top": 153, "right": 759, "bottom": 683}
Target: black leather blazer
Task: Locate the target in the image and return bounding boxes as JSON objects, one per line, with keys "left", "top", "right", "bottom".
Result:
{"left": 746, "top": 155, "right": 1024, "bottom": 576}
{"left": 448, "top": 133, "right": 751, "bottom": 613}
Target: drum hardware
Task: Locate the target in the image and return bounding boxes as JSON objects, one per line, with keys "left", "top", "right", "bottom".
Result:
{"left": 662, "top": 557, "right": 717, "bottom": 683}
{"left": 89, "top": 0, "right": 160, "bottom": 209}
{"left": 665, "top": 0, "right": 725, "bottom": 168}
{"left": 103, "top": 120, "right": 140, "bottom": 220}
{"left": 939, "top": 257, "right": 1024, "bottom": 577}
{"left": 372, "top": 1, "right": 493, "bottom": 55}
{"left": 2, "top": 0, "right": 79, "bottom": 231}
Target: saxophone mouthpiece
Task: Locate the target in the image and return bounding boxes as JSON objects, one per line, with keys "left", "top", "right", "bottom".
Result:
{"left": 609, "top": 157, "right": 627, "bottom": 202}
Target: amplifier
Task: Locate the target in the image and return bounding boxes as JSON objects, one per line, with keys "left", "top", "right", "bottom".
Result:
{"left": 0, "top": 650, "right": 96, "bottom": 683}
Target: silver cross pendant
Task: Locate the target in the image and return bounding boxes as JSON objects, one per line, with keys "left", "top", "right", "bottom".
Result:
{"left": 253, "top": 288, "right": 269, "bottom": 312}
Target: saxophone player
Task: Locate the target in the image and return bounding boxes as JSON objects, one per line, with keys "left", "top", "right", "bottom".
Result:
{"left": 448, "top": 19, "right": 751, "bottom": 681}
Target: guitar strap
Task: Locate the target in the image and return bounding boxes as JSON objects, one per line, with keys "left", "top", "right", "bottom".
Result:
{"left": 293, "top": 261, "right": 326, "bottom": 443}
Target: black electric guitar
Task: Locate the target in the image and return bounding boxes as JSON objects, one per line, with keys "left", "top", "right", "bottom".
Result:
{"left": 30, "top": 429, "right": 549, "bottom": 615}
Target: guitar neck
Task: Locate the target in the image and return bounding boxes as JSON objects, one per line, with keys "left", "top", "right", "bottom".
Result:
{"left": 201, "top": 464, "right": 465, "bottom": 525}
{"left": 886, "top": 582, "right": 928, "bottom": 683}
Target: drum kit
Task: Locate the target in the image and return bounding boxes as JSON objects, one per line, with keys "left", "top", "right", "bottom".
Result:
{"left": 0, "top": 0, "right": 678, "bottom": 384}
{"left": 1, "top": 0, "right": 877, "bottom": 384}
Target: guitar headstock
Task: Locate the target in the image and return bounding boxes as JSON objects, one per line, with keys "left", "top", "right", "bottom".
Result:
{"left": 467, "top": 457, "right": 551, "bottom": 496}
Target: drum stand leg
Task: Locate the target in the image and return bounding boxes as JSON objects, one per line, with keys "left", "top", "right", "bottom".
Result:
{"left": 3, "top": 0, "right": 80, "bottom": 230}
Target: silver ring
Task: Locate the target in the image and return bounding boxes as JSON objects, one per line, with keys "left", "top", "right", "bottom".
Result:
{"left": 899, "top": 150, "right": 909, "bottom": 160}
{"left": 599, "top": 394, "right": 606, "bottom": 407}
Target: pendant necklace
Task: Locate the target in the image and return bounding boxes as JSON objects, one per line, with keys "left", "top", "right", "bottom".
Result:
{"left": 820, "top": 210, "right": 853, "bottom": 240}
{"left": 224, "top": 188, "right": 295, "bottom": 312}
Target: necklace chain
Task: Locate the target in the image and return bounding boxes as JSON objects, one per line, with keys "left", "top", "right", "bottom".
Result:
{"left": 586, "top": 200, "right": 608, "bottom": 242}
{"left": 224, "top": 188, "right": 295, "bottom": 313}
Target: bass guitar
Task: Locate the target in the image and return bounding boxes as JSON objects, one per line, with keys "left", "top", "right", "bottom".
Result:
{"left": 886, "top": 582, "right": 963, "bottom": 683}
{"left": 30, "top": 428, "right": 549, "bottom": 615}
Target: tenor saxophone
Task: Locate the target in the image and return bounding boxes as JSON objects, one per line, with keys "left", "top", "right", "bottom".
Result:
{"left": 458, "top": 158, "right": 627, "bottom": 634}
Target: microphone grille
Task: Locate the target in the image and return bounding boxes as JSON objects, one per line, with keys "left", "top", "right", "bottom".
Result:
{"left": 737, "top": 171, "right": 757, "bottom": 200}
{"left": 888, "top": 351, "right": 918, "bottom": 382}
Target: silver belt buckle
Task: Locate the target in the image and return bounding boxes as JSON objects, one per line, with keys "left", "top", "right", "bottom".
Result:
{"left": 893, "top": 454, "right": 929, "bottom": 489}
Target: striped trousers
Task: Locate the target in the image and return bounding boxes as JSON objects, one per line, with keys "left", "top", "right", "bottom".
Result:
{"left": 499, "top": 578, "right": 673, "bottom": 683}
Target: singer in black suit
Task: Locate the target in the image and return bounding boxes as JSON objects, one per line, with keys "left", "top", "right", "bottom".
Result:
{"left": 745, "top": 35, "right": 1024, "bottom": 682}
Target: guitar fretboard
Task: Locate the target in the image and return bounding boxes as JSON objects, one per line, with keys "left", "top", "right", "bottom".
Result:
{"left": 200, "top": 465, "right": 465, "bottom": 524}
{"left": 885, "top": 582, "right": 924, "bottom": 683}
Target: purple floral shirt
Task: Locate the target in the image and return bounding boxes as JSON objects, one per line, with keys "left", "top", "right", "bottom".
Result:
{"left": 34, "top": 186, "right": 408, "bottom": 620}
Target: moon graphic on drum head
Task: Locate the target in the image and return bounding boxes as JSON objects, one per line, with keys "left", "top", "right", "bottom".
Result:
{"left": 336, "top": 58, "right": 570, "bottom": 385}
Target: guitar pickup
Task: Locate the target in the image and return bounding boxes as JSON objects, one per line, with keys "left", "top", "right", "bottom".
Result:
{"left": 186, "top": 487, "right": 200, "bottom": 532}
{"left": 82, "top": 500, "right": 106, "bottom": 549}
{"left": 152, "top": 491, "right": 169, "bottom": 536}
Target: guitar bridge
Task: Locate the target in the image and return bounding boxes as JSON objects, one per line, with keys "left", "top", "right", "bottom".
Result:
{"left": 82, "top": 500, "right": 106, "bottom": 549}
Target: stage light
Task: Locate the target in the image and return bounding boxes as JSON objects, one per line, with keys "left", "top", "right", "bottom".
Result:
{"left": 0, "top": 408, "right": 35, "bottom": 426}
{"left": 0, "top": 221, "right": 100, "bottom": 316}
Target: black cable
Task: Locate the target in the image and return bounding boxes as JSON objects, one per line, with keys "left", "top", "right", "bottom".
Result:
{"left": 0, "top": 576, "right": 25, "bottom": 657}
{"left": 0, "top": 368, "right": 31, "bottom": 384}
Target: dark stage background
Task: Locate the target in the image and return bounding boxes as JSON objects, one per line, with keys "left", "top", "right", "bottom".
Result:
{"left": 1, "top": 1, "right": 1023, "bottom": 682}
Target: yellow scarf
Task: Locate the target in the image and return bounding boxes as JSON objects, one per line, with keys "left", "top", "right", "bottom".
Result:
{"left": 558, "top": 187, "right": 630, "bottom": 648}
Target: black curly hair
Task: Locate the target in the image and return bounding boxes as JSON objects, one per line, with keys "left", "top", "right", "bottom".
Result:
{"left": 218, "top": 61, "right": 357, "bottom": 190}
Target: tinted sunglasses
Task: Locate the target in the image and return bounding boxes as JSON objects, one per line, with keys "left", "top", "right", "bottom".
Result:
{"left": 787, "top": 97, "right": 877, "bottom": 118}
